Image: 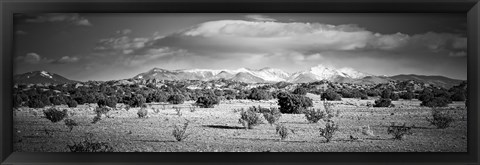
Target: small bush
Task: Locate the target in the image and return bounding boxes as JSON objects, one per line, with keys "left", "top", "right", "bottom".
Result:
{"left": 323, "top": 99, "right": 338, "bottom": 119}
{"left": 66, "top": 100, "right": 78, "bottom": 108}
{"left": 426, "top": 108, "right": 454, "bottom": 129}
{"left": 43, "top": 108, "right": 68, "bottom": 123}
{"left": 321, "top": 90, "right": 342, "bottom": 101}
{"left": 400, "top": 92, "right": 414, "bottom": 100}
{"left": 92, "top": 115, "right": 101, "bottom": 124}
{"left": 196, "top": 95, "right": 220, "bottom": 108}
{"left": 387, "top": 123, "right": 413, "bottom": 140}
{"left": 174, "top": 106, "right": 182, "bottom": 117}
{"left": 168, "top": 94, "right": 185, "bottom": 104}
{"left": 304, "top": 108, "right": 326, "bottom": 123}
{"left": 319, "top": 120, "right": 339, "bottom": 142}
{"left": 94, "top": 107, "right": 110, "bottom": 118}
{"left": 68, "top": 134, "right": 114, "bottom": 152}
{"left": 172, "top": 121, "right": 190, "bottom": 141}
{"left": 248, "top": 88, "right": 272, "bottom": 101}
{"left": 64, "top": 118, "right": 78, "bottom": 132}
{"left": 238, "top": 109, "right": 262, "bottom": 129}
{"left": 373, "top": 98, "right": 393, "bottom": 107}
{"left": 137, "top": 104, "right": 148, "bottom": 118}
{"left": 248, "top": 105, "right": 270, "bottom": 113}
{"left": 276, "top": 124, "right": 289, "bottom": 140}
{"left": 262, "top": 107, "right": 282, "bottom": 125}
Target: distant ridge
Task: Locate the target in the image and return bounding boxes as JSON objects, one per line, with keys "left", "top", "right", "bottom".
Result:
{"left": 14, "top": 71, "right": 78, "bottom": 84}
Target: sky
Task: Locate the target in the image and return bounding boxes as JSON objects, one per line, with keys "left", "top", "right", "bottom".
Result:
{"left": 14, "top": 13, "right": 467, "bottom": 81}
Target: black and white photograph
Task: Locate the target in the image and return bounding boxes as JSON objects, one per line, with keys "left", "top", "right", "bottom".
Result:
{"left": 12, "top": 13, "right": 468, "bottom": 152}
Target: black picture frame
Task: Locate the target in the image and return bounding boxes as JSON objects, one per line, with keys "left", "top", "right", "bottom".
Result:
{"left": 1, "top": 0, "right": 479, "bottom": 164}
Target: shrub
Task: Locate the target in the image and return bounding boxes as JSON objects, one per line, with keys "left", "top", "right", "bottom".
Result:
{"left": 196, "top": 95, "right": 220, "bottom": 108}
{"left": 130, "top": 95, "right": 146, "bottom": 107}
{"left": 137, "top": 104, "right": 148, "bottom": 118}
{"left": 321, "top": 90, "right": 342, "bottom": 101}
{"left": 238, "top": 109, "right": 262, "bottom": 129}
{"left": 373, "top": 98, "right": 393, "bottom": 107}
{"left": 322, "top": 99, "right": 338, "bottom": 119}
{"left": 421, "top": 97, "right": 450, "bottom": 107}
{"left": 68, "top": 134, "right": 114, "bottom": 152}
{"left": 400, "top": 92, "right": 414, "bottom": 100}
{"left": 304, "top": 108, "right": 326, "bottom": 123}
{"left": 262, "top": 107, "right": 282, "bottom": 125}
{"left": 426, "top": 108, "right": 454, "bottom": 129}
{"left": 50, "top": 96, "right": 65, "bottom": 105}
{"left": 248, "top": 105, "right": 271, "bottom": 113}
{"left": 172, "top": 121, "right": 190, "bottom": 141}
{"left": 293, "top": 87, "right": 308, "bottom": 95}
{"left": 277, "top": 92, "right": 313, "bottom": 114}
{"left": 276, "top": 124, "right": 289, "bottom": 140}
{"left": 319, "top": 120, "right": 339, "bottom": 142}
{"left": 381, "top": 89, "right": 393, "bottom": 99}
{"left": 387, "top": 123, "right": 413, "bottom": 140}
{"left": 66, "top": 100, "right": 78, "bottom": 108}
{"left": 390, "top": 93, "right": 400, "bottom": 101}
{"left": 64, "top": 119, "right": 78, "bottom": 132}
{"left": 248, "top": 88, "right": 272, "bottom": 101}
{"left": 43, "top": 108, "right": 68, "bottom": 123}
{"left": 94, "top": 107, "right": 110, "bottom": 118}
{"left": 168, "top": 94, "right": 185, "bottom": 104}
{"left": 27, "top": 97, "right": 45, "bottom": 108}
{"left": 174, "top": 106, "right": 182, "bottom": 117}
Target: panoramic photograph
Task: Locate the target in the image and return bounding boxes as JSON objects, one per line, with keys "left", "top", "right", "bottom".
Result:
{"left": 12, "top": 13, "right": 467, "bottom": 152}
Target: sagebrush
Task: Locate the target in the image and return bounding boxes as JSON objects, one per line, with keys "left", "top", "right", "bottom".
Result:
{"left": 172, "top": 121, "right": 190, "bottom": 141}
{"left": 425, "top": 108, "right": 454, "bottom": 129}
{"left": 238, "top": 109, "right": 262, "bottom": 129}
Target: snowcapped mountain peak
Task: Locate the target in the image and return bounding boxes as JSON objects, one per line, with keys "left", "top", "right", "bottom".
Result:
{"left": 40, "top": 71, "right": 53, "bottom": 79}
{"left": 135, "top": 65, "right": 370, "bottom": 83}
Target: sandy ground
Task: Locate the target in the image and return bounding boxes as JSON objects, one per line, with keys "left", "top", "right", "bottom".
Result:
{"left": 13, "top": 94, "right": 467, "bottom": 152}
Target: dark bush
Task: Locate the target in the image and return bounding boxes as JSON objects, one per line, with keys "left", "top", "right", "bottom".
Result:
{"left": 421, "top": 97, "right": 450, "bottom": 107}
{"left": 400, "top": 92, "right": 414, "bottom": 100}
{"left": 49, "top": 96, "right": 65, "bottom": 105}
{"left": 27, "top": 96, "right": 45, "bottom": 108}
{"left": 43, "top": 108, "right": 68, "bottom": 123}
{"left": 167, "top": 94, "right": 185, "bottom": 104}
{"left": 321, "top": 90, "right": 341, "bottom": 101}
{"left": 68, "top": 134, "right": 114, "bottom": 152}
{"left": 373, "top": 98, "right": 393, "bottom": 107}
{"left": 248, "top": 88, "right": 272, "bottom": 101}
{"left": 390, "top": 93, "right": 400, "bottom": 101}
{"left": 293, "top": 87, "right": 308, "bottom": 95}
{"left": 128, "top": 95, "right": 146, "bottom": 107}
{"left": 277, "top": 92, "right": 313, "bottom": 114}
{"left": 381, "top": 89, "right": 393, "bottom": 99}
{"left": 67, "top": 100, "right": 78, "bottom": 108}
{"left": 196, "top": 95, "right": 220, "bottom": 108}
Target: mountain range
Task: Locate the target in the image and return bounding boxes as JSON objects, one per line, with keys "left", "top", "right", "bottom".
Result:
{"left": 133, "top": 65, "right": 371, "bottom": 84}
{"left": 14, "top": 71, "right": 78, "bottom": 84}
{"left": 14, "top": 65, "right": 465, "bottom": 88}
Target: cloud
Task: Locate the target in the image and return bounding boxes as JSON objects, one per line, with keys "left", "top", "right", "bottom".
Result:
{"left": 55, "top": 56, "right": 80, "bottom": 63}
{"left": 25, "top": 13, "right": 92, "bottom": 26}
{"left": 16, "top": 52, "right": 54, "bottom": 64}
{"left": 94, "top": 29, "right": 152, "bottom": 55}
{"left": 23, "top": 53, "right": 41, "bottom": 63}
{"left": 91, "top": 19, "right": 467, "bottom": 70}
{"left": 245, "top": 14, "right": 277, "bottom": 22}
